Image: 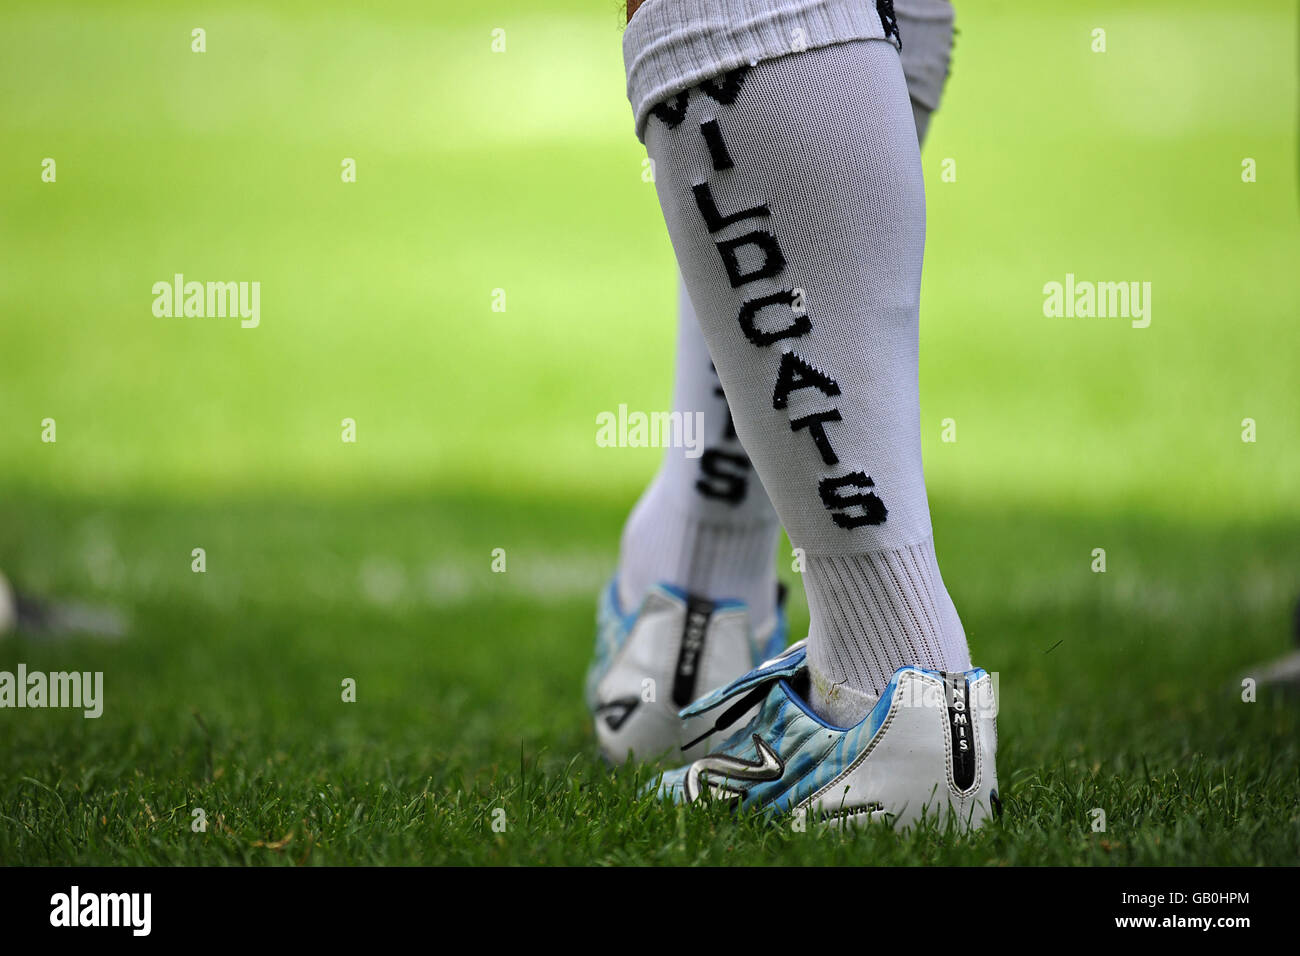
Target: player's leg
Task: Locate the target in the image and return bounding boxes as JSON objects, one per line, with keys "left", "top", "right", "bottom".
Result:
{"left": 594, "top": 0, "right": 959, "bottom": 765}
{"left": 896, "top": 0, "right": 956, "bottom": 143}
{"left": 616, "top": 0, "right": 956, "bottom": 630}
{"left": 586, "top": 0, "right": 788, "bottom": 767}
{"left": 615, "top": 279, "right": 781, "bottom": 632}
{"left": 621, "top": 0, "right": 956, "bottom": 616}
{"left": 588, "top": 278, "right": 785, "bottom": 765}
{"left": 630, "top": 0, "right": 966, "bottom": 723}
{"left": 625, "top": 0, "right": 996, "bottom": 826}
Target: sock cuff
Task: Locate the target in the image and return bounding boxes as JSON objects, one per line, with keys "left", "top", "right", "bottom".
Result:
{"left": 623, "top": 0, "right": 898, "bottom": 141}
{"left": 802, "top": 537, "right": 970, "bottom": 692}
{"left": 617, "top": 496, "right": 781, "bottom": 622}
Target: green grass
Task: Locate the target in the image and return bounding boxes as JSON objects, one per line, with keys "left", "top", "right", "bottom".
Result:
{"left": 1, "top": 0, "right": 1298, "bottom": 864}
{"left": 1, "top": 494, "right": 1298, "bottom": 864}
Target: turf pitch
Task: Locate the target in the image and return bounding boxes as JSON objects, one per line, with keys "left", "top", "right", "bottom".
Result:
{"left": 1, "top": 0, "right": 1297, "bottom": 865}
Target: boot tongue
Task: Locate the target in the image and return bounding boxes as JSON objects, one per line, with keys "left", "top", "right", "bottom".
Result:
{"left": 679, "top": 682, "right": 773, "bottom": 752}
{"left": 678, "top": 640, "right": 807, "bottom": 719}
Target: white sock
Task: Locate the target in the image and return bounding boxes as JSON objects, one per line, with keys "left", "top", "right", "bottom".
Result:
{"left": 620, "top": 0, "right": 954, "bottom": 633}
{"left": 623, "top": 0, "right": 969, "bottom": 723}
{"left": 804, "top": 540, "right": 969, "bottom": 725}
{"left": 617, "top": 277, "right": 781, "bottom": 630}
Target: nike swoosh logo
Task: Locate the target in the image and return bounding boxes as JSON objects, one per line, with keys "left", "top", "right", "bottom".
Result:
{"left": 595, "top": 697, "right": 639, "bottom": 732}
{"left": 685, "top": 733, "right": 785, "bottom": 803}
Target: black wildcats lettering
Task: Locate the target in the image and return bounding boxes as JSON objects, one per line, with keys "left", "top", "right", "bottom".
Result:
{"left": 692, "top": 183, "right": 769, "bottom": 233}
{"left": 647, "top": 70, "right": 888, "bottom": 532}
{"left": 700, "top": 119, "right": 734, "bottom": 170}
{"left": 772, "top": 351, "right": 840, "bottom": 410}
{"left": 738, "top": 290, "right": 810, "bottom": 347}
{"left": 696, "top": 449, "right": 750, "bottom": 504}
{"left": 713, "top": 381, "right": 738, "bottom": 440}
{"left": 694, "top": 366, "right": 754, "bottom": 506}
{"left": 698, "top": 66, "right": 750, "bottom": 105}
{"left": 716, "top": 231, "right": 786, "bottom": 287}
{"left": 819, "top": 473, "right": 888, "bottom": 529}
{"left": 790, "top": 410, "right": 842, "bottom": 465}
{"left": 649, "top": 91, "right": 690, "bottom": 128}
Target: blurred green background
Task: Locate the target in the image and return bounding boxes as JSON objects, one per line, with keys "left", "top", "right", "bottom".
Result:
{"left": 0, "top": 0, "right": 1297, "bottom": 864}
{"left": 2, "top": 0, "right": 1295, "bottom": 511}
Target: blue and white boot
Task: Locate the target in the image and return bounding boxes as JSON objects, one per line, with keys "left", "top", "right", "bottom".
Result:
{"left": 654, "top": 641, "right": 1000, "bottom": 830}
{"left": 586, "top": 579, "right": 787, "bottom": 765}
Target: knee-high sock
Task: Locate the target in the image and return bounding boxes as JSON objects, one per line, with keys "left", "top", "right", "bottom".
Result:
{"left": 616, "top": 276, "right": 782, "bottom": 631}
{"left": 618, "top": 0, "right": 955, "bottom": 637}
{"left": 624, "top": 0, "right": 968, "bottom": 723}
